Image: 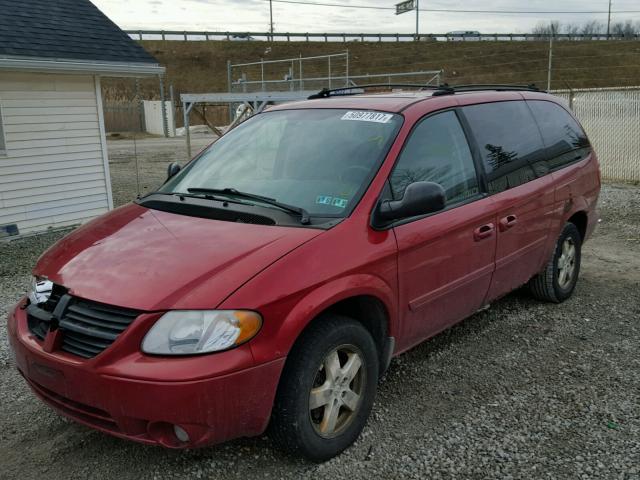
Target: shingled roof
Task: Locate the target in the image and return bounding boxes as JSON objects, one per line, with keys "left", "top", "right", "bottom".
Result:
{"left": 0, "top": 0, "right": 160, "bottom": 69}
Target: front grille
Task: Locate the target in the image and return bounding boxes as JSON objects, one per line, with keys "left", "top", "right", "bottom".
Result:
{"left": 27, "top": 283, "right": 67, "bottom": 340}
{"left": 27, "top": 316, "right": 49, "bottom": 341}
{"left": 60, "top": 301, "right": 140, "bottom": 358}
{"left": 41, "top": 283, "right": 66, "bottom": 313}
{"left": 26, "top": 286, "right": 140, "bottom": 359}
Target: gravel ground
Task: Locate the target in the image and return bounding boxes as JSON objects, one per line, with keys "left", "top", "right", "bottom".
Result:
{"left": 108, "top": 135, "right": 215, "bottom": 207}
{"left": 1, "top": 139, "right": 639, "bottom": 479}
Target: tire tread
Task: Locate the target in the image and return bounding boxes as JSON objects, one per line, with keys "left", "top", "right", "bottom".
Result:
{"left": 528, "top": 222, "right": 581, "bottom": 303}
{"left": 270, "top": 315, "right": 377, "bottom": 461}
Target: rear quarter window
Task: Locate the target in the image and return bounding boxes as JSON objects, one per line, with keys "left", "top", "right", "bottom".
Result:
{"left": 462, "top": 101, "right": 546, "bottom": 194}
{"left": 527, "top": 100, "right": 591, "bottom": 174}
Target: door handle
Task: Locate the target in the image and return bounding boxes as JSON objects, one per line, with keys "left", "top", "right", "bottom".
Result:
{"left": 473, "top": 223, "right": 495, "bottom": 241}
{"left": 499, "top": 214, "right": 518, "bottom": 232}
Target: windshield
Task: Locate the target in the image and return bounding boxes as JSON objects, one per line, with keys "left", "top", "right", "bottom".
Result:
{"left": 160, "top": 109, "right": 403, "bottom": 218}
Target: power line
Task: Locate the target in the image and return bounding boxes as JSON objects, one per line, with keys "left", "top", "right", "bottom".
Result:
{"left": 265, "top": 0, "right": 640, "bottom": 15}
{"left": 266, "top": 0, "right": 393, "bottom": 11}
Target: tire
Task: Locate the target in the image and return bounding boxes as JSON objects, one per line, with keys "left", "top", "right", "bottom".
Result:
{"left": 528, "top": 222, "right": 582, "bottom": 303}
{"left": 270, "top": 315, "right": 379, "bottom": 462}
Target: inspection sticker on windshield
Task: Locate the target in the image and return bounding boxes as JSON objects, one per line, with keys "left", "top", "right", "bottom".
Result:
{"left": 316, "top": 195, "right": 349, "bottom": 209}
{"left": 332, "top": 197, "right": 348, "bottom": 208}
{"left": 316, "top": 195, "right": 333, "bottom": 205}
{"left": 341, "top": 111, "right": 393, "bottom": 124}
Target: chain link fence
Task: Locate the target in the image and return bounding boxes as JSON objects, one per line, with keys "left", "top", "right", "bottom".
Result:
{"left": 103, "top": 81, "right": 640, "bottom": 183}
{"left": 554, "top": 86, "right": 640, "bottom": 182}
{"left": 229, "top": 52, "right": 350, "bottom": 93}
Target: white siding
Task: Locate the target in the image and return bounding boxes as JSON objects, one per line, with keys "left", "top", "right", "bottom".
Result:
{"left": 0, "top": 101, "right": 6, "bottom": 153}
{"left": 0, "top": 72, "right": 112, "bottom": 235}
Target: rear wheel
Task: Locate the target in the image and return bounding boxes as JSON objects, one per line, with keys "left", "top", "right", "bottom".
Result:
{"left": 528, "top": 222, "right": 582, "bottom": 303}
{"left": 270, "top": 315, "right": 378, "bottom": 461}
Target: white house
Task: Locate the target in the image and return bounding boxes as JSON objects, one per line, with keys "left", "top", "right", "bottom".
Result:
{"left": 0, "top": 0, "right": 164, "bottom": 237}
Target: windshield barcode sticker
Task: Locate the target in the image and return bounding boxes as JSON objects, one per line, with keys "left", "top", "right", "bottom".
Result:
{"left": 341, "top": 111, "right": 393, "bottom": 124}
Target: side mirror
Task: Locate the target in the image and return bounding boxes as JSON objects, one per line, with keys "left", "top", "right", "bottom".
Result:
{"left": 167, "top": 162, "right": 181, "bottom": 180}
{"left": 372, "top": 181, "right": 446, "bottom": 228}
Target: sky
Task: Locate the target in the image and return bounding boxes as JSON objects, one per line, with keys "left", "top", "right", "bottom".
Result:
{"left": 91, "top": 0, "right": 640, "bottom": 34}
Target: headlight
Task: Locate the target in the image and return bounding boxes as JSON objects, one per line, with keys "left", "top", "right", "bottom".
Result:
{"left": 141, "top": 310, "right": 262, "bottom": 355}
{"left": 28, "top": 276, "right": 53, "bottom": 305}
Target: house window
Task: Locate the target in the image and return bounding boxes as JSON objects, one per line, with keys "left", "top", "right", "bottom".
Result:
{"left": 0, "top": 101, "right": 6, "bottom": 155}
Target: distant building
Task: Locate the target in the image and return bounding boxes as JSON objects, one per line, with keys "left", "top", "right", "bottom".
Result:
{"left": 0, "top": 0, "right": 164, "bottom": 237}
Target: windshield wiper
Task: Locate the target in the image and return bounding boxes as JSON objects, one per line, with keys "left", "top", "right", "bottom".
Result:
{"left": 188, "top": 187, "right": 311, "bottom": 225}
{"left": 141, "top": 191, "right": 249, "bottom": 205}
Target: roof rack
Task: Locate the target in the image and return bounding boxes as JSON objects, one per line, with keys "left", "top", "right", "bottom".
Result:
{"left": 307, "top": 83, "right": 544, "bottom": 100}
{"left": 431, "top": 83, "right": 543, "bottom": 96}
{"left": 307, "top": 84, "right": 439, "bottom": 100}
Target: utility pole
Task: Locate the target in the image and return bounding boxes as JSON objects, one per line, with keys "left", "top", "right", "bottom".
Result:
{"left": 416, "top": 0, "right": 420, "bottom": 41}
{"left": 269, "top": 0, "right": 274, "bottom": 40}
{"left": 606, "top": 0, "right": 612, "bottom": 39}
{"left": 547, "top": 23, "right": 554, "bottom": 91}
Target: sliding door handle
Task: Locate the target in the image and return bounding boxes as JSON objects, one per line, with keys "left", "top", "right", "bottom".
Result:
{"left": 499, "top": 214, "right": 518, "bottom": 232}
{"left": 474, "top": 223, "right": 495, "bottom": 241}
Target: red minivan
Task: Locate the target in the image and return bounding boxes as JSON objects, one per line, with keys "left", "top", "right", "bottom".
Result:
{"left": 8, "top": 85, "right": 600, "bottom": 461}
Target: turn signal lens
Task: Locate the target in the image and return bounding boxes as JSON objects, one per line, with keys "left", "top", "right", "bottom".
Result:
{"left": 234, "top": 311, "right": 263, "bottom": 344}
{"left": 141, "top": 310, "right": 262, "bottom": 355}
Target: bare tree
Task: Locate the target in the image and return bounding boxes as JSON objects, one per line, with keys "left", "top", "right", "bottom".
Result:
{"left": 610, "top": 20, "right": 638, "bottom": 37}
{"left": 532, "top": 21, "right": 561, "bottom": 35}
{"left": 532, "top": 19, "right": 638, "bottom": 37}
{"left": 581, "top": 20, "right": 604, "bottom": 35}
{"left": 564, "top": 22, "right": 581, "bottom": 40}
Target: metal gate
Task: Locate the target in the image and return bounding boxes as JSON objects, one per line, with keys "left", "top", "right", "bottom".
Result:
{"left": 553, "top": 86, "right": 640, "bottom": 182}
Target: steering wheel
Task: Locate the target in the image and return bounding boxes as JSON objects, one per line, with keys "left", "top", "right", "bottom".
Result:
{"left": 340, "top": 165, "right": 370, "bottom": 184}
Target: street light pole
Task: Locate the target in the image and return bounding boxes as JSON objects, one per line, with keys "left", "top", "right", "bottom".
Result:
{"left": 395, "top": 0, "right": 420, "bottom": 40}
{"left": 606, "top": 0, "right": 612, "bottom": 39}
{"left": 416, "top": 0, "right": 420, "bottom": 41}
{"left": 270, "top": 0, "right": 274, "bottom": 39}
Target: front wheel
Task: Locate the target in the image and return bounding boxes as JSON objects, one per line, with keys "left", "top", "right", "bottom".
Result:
{"left": 270, "top": 315, "right": 379, "bottom": 461}
{"left": 528, "top": 222, "right": 582, "bottom": 303}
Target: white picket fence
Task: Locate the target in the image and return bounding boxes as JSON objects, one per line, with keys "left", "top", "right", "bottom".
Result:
{"left": 553, "top": 86, "right": 640, "bottom": 182}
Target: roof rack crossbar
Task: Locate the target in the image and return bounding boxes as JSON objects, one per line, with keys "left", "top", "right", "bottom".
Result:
{"left": 307, "top": 83, "right": 439, "bottom": 100}
{"left": 432, "top": 83, "right": 543, "bottom": 96}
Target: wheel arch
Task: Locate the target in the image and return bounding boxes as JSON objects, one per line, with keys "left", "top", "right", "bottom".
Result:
{"left": 317, "top": 294, "right": 391, "bottom": 372}
{"left": 567, "top": 210, "right": 588, "bottom": 241}
{"left": 254, "top": 274, "right": 397, "bottom": 373}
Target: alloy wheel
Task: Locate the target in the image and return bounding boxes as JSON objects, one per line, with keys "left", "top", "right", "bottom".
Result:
{"left": 557, "top": 237, "right": 577, "bottom": 289}
{"left": 308, "top": 344, "right": 365, "bottom": 438}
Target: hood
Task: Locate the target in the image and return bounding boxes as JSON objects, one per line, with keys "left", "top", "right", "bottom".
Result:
{"left": 35, "top": 204, "right": 322, "bottom": 310}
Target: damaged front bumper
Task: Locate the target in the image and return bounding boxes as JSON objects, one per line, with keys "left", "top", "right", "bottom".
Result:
{"left": 8, "top": 300, "right": 285, "bottom": 448}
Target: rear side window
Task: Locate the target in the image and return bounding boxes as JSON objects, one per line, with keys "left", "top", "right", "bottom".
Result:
{"left": 390, "top": 110, "right": 479, "bottom": 205}
{"left": 462, "top": 101, "right": 545, "bottom": 194}
{"left": 527, "top": 100, "right": 591, "bottom": 174}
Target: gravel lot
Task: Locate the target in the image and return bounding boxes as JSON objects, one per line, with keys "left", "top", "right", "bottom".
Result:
{"left": 1, "top": 138, "right": 639, "bottom": 479}
{"left": 107, "top": 134, "right": 215, "bottom": 207}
